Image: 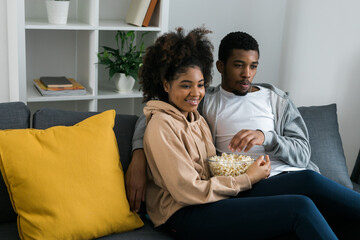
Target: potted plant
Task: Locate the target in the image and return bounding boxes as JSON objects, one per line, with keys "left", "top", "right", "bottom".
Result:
{"left": 46, "top": 0, "right": 70, "bottom": 25}
{"left": 97, "top": 31, "right": 147, "bottom": 93}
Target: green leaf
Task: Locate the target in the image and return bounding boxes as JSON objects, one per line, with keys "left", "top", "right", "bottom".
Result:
{"left": 97, "top": 30, "right": 149, "bottom": 81}
{"left": 102, "top": 46, "right": 117, "bottom": 52}
{"left": 109, "top": 68, "right": 117, "bottom": 80}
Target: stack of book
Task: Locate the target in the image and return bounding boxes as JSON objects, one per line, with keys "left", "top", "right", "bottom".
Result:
{"left": 125, "top": 0, "right": 158, "bottom": 27}
{"left": 33, "top": 77, "right": 86, "bottom": 96}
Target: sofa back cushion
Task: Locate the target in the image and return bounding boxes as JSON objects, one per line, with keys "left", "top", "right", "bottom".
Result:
{"left": 298, "top": 104, "right": 353, "bottom": 189}
{"left": 33, "top": 108, "right": 138, "bottom": 173}
{"left": 0, "top": 102, "right": 30, "bottom": 130}
{"left": 0, "top": 101, "right": 30, "bottom": 223}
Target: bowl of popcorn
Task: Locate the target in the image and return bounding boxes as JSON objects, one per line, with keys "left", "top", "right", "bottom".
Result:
{"left": 207, "top": 153, "right": 255, "bottom": 177}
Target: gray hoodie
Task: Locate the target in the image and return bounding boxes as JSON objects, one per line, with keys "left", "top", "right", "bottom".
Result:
{"left": 200, "top": 83, "right": 319, "bottom": 173}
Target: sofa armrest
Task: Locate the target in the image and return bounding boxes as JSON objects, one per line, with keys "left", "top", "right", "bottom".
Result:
{"left": 352, "top": 182, "right": 360, "bottom": 193}
{"left": 350, "top": 149, "right": 360, "bottom": 184}
{"left": 350, "top": 148, "right": 360, "bottom": 193}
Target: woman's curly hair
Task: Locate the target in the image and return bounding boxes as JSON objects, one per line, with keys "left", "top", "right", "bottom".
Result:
{"left": 139, "top": 27, "right": 214, "bottom": 102}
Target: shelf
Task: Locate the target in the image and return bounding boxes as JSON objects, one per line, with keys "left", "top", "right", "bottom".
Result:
{"left": 98, "top": 83, "right": 143, "bottom": 99}
{"left": 98, "top": 90, "right": 143, "bottom": 99}
{"left": 27, "top": 85, "right": 94, "bottom": 103}
{"left": 9, "top": 0, "right": 169, "bottom": 114}
{"left": 99, "top": 20, "right": 161, "bottom": 31}
{"left": 27, "top": 95, "right": 95, "bottom": 103}
{"left": 26, "top": 18, "right": 95, "bottom": 30}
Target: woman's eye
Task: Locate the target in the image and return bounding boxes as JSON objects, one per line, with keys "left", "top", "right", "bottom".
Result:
{"left": 181, "top": 85, "right": 191, "bottom": 89}
{"left": 198, "top": 84, "right": 205, "bottom": 88}
{"left": 251, "top": 65, "right": 258, "bottom": 69}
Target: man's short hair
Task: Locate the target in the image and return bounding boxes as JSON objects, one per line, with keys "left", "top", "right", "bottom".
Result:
{"left": 218, "top": 32, "right": 259, "bottom": 63}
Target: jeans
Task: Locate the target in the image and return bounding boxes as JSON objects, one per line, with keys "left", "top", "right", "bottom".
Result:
{"left": 165, "top": 170, "right": 360, "bottom": 240}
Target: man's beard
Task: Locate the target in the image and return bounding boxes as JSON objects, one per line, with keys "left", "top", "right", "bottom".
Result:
{"left": 232, "top": 81, "right": 251, "bottom": 96}
{"left": 232, "top": 89, "right": 249, "bottom": 96}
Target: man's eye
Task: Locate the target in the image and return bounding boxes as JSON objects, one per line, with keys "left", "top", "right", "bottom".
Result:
{"left": 235, "top": 64, "right": 243, "bottom": 68}
{"left": 251, "top": 65, "right": 258, "bottom": 69}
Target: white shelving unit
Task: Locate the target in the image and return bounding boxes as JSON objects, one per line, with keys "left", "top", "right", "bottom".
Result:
{"left": 7, "top": 0, "right": 169, "bottom": 115}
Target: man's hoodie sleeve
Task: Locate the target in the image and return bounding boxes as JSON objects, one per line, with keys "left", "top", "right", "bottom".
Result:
{"left": 132, "top": 114, "right": 146, "bottom": 151}
{"left": 263, "top": 100, "right": 311, "bottom": 169}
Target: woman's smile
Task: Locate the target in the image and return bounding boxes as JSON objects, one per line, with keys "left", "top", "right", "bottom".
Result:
{"left": 163, "top": 66, "right": 205, "bottom": 118}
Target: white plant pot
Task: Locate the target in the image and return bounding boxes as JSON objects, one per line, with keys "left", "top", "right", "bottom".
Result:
{"left": 113, "top": 73, "right": 135, "bottom": 93}
{"left": 46, "top": 1, "right": 70, "bottom": 25}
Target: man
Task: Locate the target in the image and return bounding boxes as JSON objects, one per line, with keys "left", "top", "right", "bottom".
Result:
{"left": 126, "top": 31, "right": 319, "bottom": 212}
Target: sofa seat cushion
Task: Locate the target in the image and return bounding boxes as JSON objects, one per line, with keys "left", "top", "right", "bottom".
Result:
{"left": 298, "top": 104, "right": 352, "bottom": 189}
{"left": 0, "top": 110, "right": 143, "bottom": 240}
{"left": 0, "top": 102, "right": 30, "bottom": 223}
{"left": 96, "top": 215, "right": 173, "bottom": 240}
{"left": 0, "top": 216, "right": 174, "bottom": 240}
{"left": 0, "top": 222, "right": 19, "bottom": 240}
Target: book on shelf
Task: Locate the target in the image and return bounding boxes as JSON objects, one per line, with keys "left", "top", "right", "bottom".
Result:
{"left": 142, "top": 0, "right": 158, "bottom": 27}
{"left": 40, "top": 76, "right": 73, "bottom": 88}
{"left": 33, "top": 78, "right": 86, "bottom": 96}
{"left": 125, "top": 0, "right": 151, "bottom": 27}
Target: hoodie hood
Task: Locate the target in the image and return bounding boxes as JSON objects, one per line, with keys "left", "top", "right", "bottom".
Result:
{"left": 144, "top": 100, "right": 215, "bottom": 180}
{"left": 144, "top": 100, "right": 201, "bottom": 124}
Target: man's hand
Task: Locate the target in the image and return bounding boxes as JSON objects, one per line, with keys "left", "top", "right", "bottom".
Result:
{"left": 125, "top": 149, "right": 147, "bottom": 212}
{"left": 228, "top": 129, "right": 265, "bottom": 153}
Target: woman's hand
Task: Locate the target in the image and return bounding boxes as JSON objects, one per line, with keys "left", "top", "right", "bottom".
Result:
{"left": 125, "top": 149, "right": 147, "bottom": 212}
{"left": 245, "top": 155, "right": 271, "bottom": 185}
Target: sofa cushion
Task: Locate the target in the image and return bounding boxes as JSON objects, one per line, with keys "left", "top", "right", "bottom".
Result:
{"left": 0, "top": 216, "right": 173, "bottom": 240}
{"left": 96, "top": 215, "right": 173, "bottom": 240}
{"left": 0, "top": 102, "right": 30, "bottom": 130}
{"left": 33, "top": 108, "right": 139, "bottom": 173}
{"left": 0, "top": 102, "right": 30, "bottom": 223}
{"left": 0, "top": 110, "right": 143, "bottom": 240}
{"left": 298, "top": 104, "right": 352, "bottom": 189}
{"left": 0, "top": 222, "right": 19, "bottom": 240}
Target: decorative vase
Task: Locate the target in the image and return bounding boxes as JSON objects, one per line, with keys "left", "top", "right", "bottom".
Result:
{"left": 46, "top": 1, "right": 70, "bottom": 25}
{"left": 113, "top": 73, "right": 135, "bottom": 93}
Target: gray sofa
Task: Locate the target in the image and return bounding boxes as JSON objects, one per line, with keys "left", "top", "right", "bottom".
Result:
{"left": 0, "top": 101, "right": 359, "bottom": 239}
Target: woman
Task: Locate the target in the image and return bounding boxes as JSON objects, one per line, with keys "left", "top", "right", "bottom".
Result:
{"left": 140, "top": 27, "right": 360, "bottom": 240}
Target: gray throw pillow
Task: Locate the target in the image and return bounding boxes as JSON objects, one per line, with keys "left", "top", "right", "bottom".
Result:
{"left": 298, "top": 104, "right": 353, "bottom": 189}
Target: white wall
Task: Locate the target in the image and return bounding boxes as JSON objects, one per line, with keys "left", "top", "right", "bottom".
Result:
{"left": 0, "top": 0, "right": 9, "bottom": 102}
{"left": 0, "top": 0, "right": 359, "bottom": 173}
{"left": 168, "top": 0, "right": 360, "bottom": 174}
{"left": 279, "top": 0, "right": 360, "bottom": 173}
{"left": 168, "top": 0, "right": 287, "bottom": 87}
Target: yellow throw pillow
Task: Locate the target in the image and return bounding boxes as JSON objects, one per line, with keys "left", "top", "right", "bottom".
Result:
{"left": 0, "top": 110, "right": 143, "bottom": 240}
